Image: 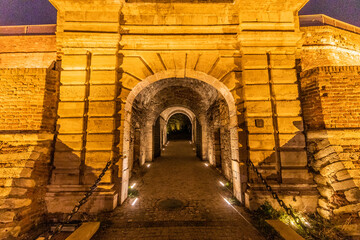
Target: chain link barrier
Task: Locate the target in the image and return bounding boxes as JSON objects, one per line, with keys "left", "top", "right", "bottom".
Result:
{"left": 247, "top": 159, "right": 312, "bottom": 236}
{"left": 46, "top": 157, "right": 119, "bottom": 240}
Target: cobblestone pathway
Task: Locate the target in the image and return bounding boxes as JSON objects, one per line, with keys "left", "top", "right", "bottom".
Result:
{"left": 94, "top": 141, "right": 264, "bottom": 240}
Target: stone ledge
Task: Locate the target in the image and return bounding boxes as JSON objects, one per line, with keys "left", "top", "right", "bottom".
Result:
{"left": 307, "top": 129, "right": 360, "bottom": 140}
{"left": 300, "top": 66, "right": 360, "bottom": 78}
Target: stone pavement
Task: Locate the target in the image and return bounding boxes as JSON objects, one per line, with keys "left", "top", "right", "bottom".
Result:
{"left": 93, "top": 141, "right": 265, "bottom": 240}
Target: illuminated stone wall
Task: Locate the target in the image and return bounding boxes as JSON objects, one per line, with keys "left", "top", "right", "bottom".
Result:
{"left": 0, "top": 68, "right": 59, "bottom": 239}
{"left": 0, "top": 34, "right": 56, "bottom": 68}
{"left": 300, "top": 66, "right": 360, "bottom": 237}
{"left": 1, "top": 0, "right": 360, "bottom": 238}
{"left": 301, "top": 26, "right": 360, "bottom": 71}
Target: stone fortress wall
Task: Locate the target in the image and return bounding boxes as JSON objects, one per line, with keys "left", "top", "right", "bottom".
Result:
{"left": 0, "top": 3, "right": 359, "bottom": 239}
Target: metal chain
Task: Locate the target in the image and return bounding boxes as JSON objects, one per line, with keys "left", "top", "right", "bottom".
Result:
{"left": 247, "top": 159, "right": 311, "bottom": 235}
{"left": 46, "top": 157, "right": 119, "bottom": 240}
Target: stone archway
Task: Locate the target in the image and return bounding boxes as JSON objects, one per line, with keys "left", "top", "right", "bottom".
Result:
{"left": 120, "top": 70, "right": 243, "bottom": 204}
{"left": 160, "top": 106, "right": 196, "bottom": 144}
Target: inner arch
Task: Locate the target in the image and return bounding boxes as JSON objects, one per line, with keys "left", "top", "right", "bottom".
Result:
{"left": 120, "top": 74, "right": 242, "bottom": 204}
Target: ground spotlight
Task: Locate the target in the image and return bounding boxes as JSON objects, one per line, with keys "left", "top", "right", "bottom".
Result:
{"left": 223, "top": 197, "right": 231, "bottom": 205}
{"left": 130, "top": 183, "right": 136, "bottom": 189}
{"left": 204, "top": 163, "right": 209, "bottom": 167}
{"left": 131, "top": 198, "right": 138, "bottom": 206}
{"left": 147, "top": 164, "right": 150, "bottom": 168}
{"left": 219, "top": 181, "right": 225, "bottom": 187}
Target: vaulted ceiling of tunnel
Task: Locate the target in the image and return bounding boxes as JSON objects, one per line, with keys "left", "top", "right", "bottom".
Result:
{"left": 132, "top": 78, "right": 222, "bottom": 123}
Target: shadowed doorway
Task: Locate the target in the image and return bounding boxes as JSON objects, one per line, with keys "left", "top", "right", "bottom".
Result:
{"left": 166, "top": 113, "right": 192, "bottom": 141}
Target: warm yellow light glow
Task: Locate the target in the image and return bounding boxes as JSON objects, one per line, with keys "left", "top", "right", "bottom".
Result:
{"left": 223, "top": 197, "right": 231, "bottom": 205}
{"left": 219, "top": 181, "right": 225, "bottom": 187}
{"left": 130, "top": 183, "right": 136, "bottom": 189}
{"left": 132, "top": 198, "right": 138, "bottom": 206}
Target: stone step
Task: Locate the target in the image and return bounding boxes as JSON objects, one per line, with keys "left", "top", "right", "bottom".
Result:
{"left": 266, "top": 220, "right": 304, "bottom": 240}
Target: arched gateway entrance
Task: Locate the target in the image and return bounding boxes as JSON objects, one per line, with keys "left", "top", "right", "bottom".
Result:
{"left": 120, "top": 71, "right": 243, "bottom": 203}
{"left": 44, "top": 0, "right": 317, "bottom": 227}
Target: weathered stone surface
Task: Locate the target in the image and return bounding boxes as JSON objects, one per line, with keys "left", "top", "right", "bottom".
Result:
{"left": 0, "top": 199, "right": 32, "bottom": 209}
{"left": 2, "top": 1, "right": 360, "bottom": 239}
{"left": 333, "top": 203, "right": 360, "bottom": 215}
{"left": 0, "top": 211, "right": 16, "bottom": 223}
{"left": 317, "top": 186, "right": 334, "bottom": 200}
{"left": 332, "top": 179, "right": 360, "bottom": 191}
{"left": 336, "top": 170, "right": 360, "bottom": 181}
{"left": 320, "top": 162, "right": 354, "bottom": 177}
{"left": 317, "top": 207, "right": 331, "bottom": 220}
{"left": 344, "top": 188, "right": 360, "bottom": 203}
{"left": 318, "top": 198, "right": 330, "bottom": 210}
{"left": 314, "top": 174, "right": 328, "bottom": 186}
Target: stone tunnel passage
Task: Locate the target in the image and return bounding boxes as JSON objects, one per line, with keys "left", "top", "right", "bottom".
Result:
{"left": 121, "top": 77, "right": 242, "bottom": 203}
{"left": 94, "top": 141, "right": 264, "bottom": 240}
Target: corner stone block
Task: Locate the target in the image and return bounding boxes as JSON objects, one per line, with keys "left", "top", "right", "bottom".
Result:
{"left": 87, "top": 118, "right": 115, "bottom": 133}
{"left": 248, "top": 134, "right": 275, "bottom": 150}
{"left": 270, "top": 54, "right": 295, "bottom": 69}
{"left": 242, "top": 70, "right": 268, "bottom": 84}
{"left": 242, "top": 55, "right": 267, "bottom": 69}
{"left": 278, "top": 133, "right": 306, "bottom": 148}
{"left": 56, "top": 134, "right": 83, "bottom": 151}
{"left": 273, "top": 84, "right": 299, "bottom": 100}
{"left": 249, "top": 150, "right": 275, "bottom": 165}
{"left": 84, "top": 169, "right": 112, "bottom": 184}
{"left": 271, "top": 69, "right": 297, "bottom": 84}
{"left": 246, "top": 101, "right": 272, "bottom": 117}
{"left": 89, "top": 85, "right": 116, "bottom": 101}
{"left": 61, "top": 70, "right": 86, "bottom": 85}
{"left": 91, "top": 70, "right": 117, "bottom": 84}
{"left": 87, "top": 134, "right": 114, "bottom": 151}
{"left": 91, "top": 55, "right": 117, "bottom": 70}
{"left": 276, "top": 100, "right": 301, "bottom": 116}
{"left": 62, "top": 55, "right": 88, "bottom": 70}
{"left": 54, "top": 151, "right": 81, "bottom": 168}
{"left": 88, "top": 101, "right": 115, "bottom": 117}
{"left": 60, "top": 85, "right": 86, "bottom": 101}
{"left": 247, "top": 117, "right": 274, "bottom": 133}
{"left": 57, "top": 118, "right": 83, "bottom": 134}
{"left": 58, "top": 102, "right": 85, "bottom": 118}
{"left": 282, "top": 169, "right": 313, "bottom": 183}
{"left": 280, "top": 151, "right": 307, "bottom": 167}
{"left": 50, "top": 169, "right": 80, "bottom": 185}
{"left": 85, "top": 151, "right": 112, "bottom": 169}
{"left": 277, "top": 117, "right": 304, "bottom": 133}
{"left": 244, "top": 85, "right": 270, "bottom": 101}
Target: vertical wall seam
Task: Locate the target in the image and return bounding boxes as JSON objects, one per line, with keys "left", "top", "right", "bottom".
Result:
{"left": 267, "top": 52, "right": 282, "bottom": 183}
{"left": 79, "top": 51, "right": 92, "bottom": 185}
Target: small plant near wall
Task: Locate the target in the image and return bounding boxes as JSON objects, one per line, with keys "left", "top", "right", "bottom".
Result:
{"left": 251, "top": 202, "right": 347, "bottom": 240}
{"left": 225, "top": 182, "right": 233, "bottom": 190}
{"left": 128, "top": 187, "right": 139, "bottom": 198}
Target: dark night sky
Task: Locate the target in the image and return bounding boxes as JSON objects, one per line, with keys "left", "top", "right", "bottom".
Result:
{"left": 0, "top": 0, "right": 359, "bottom": 27}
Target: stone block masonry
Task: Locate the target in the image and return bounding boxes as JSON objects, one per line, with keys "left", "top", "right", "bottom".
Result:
{"left": 301, "top": 66, "right": 360, "bottom": 237}
{"left": 0, "top": 67, "right": 60, "bottom": 239}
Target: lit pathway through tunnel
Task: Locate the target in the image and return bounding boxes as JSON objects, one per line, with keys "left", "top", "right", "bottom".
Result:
{"left": 93, "top": 141, "right": 264, "bottom": 240}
